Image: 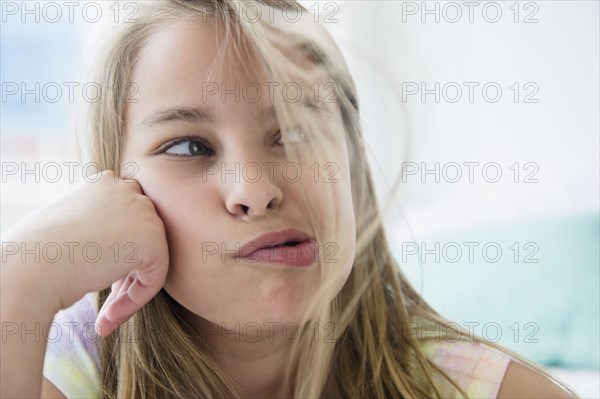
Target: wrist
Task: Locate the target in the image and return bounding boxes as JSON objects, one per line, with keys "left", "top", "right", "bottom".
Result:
{"left": 1, "top": 257, "right": 62, "bottom": 317}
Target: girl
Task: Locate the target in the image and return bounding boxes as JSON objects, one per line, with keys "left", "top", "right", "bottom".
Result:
{"left": 0, "top": 1, "right": 579, "bottom": 398}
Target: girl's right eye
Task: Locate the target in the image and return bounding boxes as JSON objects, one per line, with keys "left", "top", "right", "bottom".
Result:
{"left": 161, "top": 137, "right": 214, "bottom": 157}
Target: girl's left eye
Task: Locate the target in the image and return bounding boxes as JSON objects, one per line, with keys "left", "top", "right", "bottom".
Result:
{"left": 275, "top": 128, "right": 306, "bottom": 146}
{"left": 162, "top": 138, "right": 214, "bottom": 157}
{"left": 287, "top": 128, "right": 307, "bottom": 143}
{"left": 274, "top": 131, "right": 284, "bottom": 146}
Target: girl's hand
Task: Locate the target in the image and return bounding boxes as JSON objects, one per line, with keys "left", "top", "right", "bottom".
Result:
{"left": 2, "top": 170, "right": 169, "bottom": 336}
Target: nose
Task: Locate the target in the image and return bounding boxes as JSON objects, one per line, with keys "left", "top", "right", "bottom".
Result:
{"left": 224, "top": 164, "right": 284, "bottom": 219}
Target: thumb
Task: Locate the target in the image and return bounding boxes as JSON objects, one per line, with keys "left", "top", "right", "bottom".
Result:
{"left": 95, "top": 269, "right": 163, "bottom": 337}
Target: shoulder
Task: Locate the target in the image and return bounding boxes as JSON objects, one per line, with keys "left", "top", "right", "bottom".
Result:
{"left": 497, "top": 360, "right": 578, "bottom": 398}
{"left": 419, "top": 340, "right": 511, "bottom": 398}
{"left": 420, "top": 340, "right": 578, "bottom": 399}
{"left": 43, "top": 292, "right": 102, "bottom": 398}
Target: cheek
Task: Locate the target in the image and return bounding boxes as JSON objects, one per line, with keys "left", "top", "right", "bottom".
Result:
{"left": 135, "top": 175, "right": 249, "bottom": 320}
{"left": 141, "top": 178, "right": 222, "bottom": 271}
{"left": 135, "top": 172, "right": 217, "bottom": 233}
{"left": 301, "top": 152, "right": 356, "bottom": 293}
{"left": 329, "top": 146, "right": 357, "bottom": 289}
{"left": 120, "top": 148, "right": 356, "bottom": 325}
{"left": 332, "top": 168, "right": 356, "bottom": 291}
{"left": 123, "top": 161, "right": 223, "bottom": 268}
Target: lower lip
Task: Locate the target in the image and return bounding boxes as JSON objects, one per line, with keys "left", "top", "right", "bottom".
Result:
{"left": 237, "top": 240, "right": 319, "bottom": 267}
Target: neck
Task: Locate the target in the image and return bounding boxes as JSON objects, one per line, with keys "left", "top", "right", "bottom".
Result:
{"left": 195, "top": 317, "right": 295, "bottom": 398}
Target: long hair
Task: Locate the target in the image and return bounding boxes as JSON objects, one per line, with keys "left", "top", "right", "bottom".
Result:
{"left": 79, "top": 1, "right": 575, "bottom": 397}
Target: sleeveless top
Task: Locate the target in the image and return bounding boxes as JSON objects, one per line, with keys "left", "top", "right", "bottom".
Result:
{"left": 43, "top": 293, "right": 512, "bottom": 398}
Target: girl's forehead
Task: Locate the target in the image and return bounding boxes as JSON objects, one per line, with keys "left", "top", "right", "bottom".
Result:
{"left": 134, "top": 18, "right": 264, "bottom": 83}
{"left": 132, "top": 7, "right": 333, "bottom": 82}
{"left": 126, "top": 14, "right": 336, "bottom": 132}
{"left": 128, "top": 20, "right": 271, "bottom": 124}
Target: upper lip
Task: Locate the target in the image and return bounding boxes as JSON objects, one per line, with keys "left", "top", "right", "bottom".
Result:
{"left": 236, "top": 227, "right": 314, "bottom": 258}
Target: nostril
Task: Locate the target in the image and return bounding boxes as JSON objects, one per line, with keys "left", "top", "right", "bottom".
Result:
{"left": 267, "top": 198, "right": 280, "bottom": 209}
{"left": 240, "top": 205, "right": 249, "bottom": 214}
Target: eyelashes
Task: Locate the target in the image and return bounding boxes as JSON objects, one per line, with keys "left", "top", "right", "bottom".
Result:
{"left": 160, "top": 137, "right": 215, "bottom": 157}
{"left": 157, "top": 129, "right": 307, "bottom": 158}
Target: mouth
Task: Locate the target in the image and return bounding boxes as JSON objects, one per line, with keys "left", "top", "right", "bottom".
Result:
{"left": 262, "top": 241, "right": 302, "bottom": 249}
{"left": 236, "top": 228, "right": 318, "bottom": 267}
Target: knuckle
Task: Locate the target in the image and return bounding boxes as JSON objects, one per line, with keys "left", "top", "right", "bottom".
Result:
{"left": 126, "top": 179, "right": 143, "bottom": 192}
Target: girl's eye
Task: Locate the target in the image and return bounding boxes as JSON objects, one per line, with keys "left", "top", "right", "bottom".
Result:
{"left": 287, "top": 128, "right": 307, "bottom": 143}
{"left": 275, "top": 128, "right": 306, "bottom": 146}
{"left": 274, "top": 132, "right": 284, "bottom": 146}
{"left": 162, "top": 138, "right": 214, "bottom": 157}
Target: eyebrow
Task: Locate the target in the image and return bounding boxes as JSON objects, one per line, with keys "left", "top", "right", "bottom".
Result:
{"left": 140, "top": 106, "right": 215, "bottom": 128}
{"left": 140, "top": 104, "right": 278, "bottom": 127}
{"left": 139, "top": 100, "right": 329, "bottom": 129}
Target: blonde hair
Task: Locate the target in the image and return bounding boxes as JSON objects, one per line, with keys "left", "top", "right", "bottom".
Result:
{"left": 80, "top": 1, "right": 576, "bottom": 397}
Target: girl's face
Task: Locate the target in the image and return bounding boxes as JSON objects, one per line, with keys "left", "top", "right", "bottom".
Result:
{"left": 121, "top": 18, "right": 356, "bottom": 329}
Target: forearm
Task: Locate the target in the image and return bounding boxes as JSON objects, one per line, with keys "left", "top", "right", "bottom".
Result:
{"left": 1, "top": 264, "right": 59, "bottom": 398}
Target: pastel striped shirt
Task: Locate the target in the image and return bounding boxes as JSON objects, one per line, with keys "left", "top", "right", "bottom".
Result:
{"left": 419, "top": 339, "right": 512, "bottom": 398}
{"left": 43, "top": 293, "right": 512, "bottom": 398}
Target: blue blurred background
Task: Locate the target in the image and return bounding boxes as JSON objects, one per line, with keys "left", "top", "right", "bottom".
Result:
{"left": 1, "top": 1, "right": 598, "bottom": 396}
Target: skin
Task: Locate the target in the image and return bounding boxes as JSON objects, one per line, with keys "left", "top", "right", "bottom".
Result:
{"left": 119, "top": 18, "right": 356, "bottom": 397}
{"left": 497, "top": 361, "right": 577, "bottom": 398}
{"left": 2, "top": 171, "right": 169, "bottom": 398}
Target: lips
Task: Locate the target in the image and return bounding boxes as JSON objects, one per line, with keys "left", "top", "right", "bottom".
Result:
{"left": 236, "top": 228, "right": 318, "bottom": 267}
{"left": 238, "top": 227, "right": 312, "bottom": 257}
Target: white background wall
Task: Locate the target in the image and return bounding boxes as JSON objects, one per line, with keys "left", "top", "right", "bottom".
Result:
{"left": 313, "top": 0, "right": 599, "bottom": 241}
